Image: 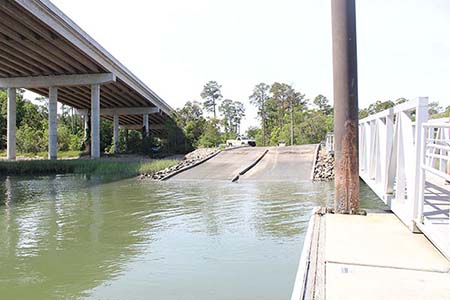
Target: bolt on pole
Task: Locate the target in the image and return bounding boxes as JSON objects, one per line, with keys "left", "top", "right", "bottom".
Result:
{"left": 331, "top": 0, "right": 360, "bottom": 213}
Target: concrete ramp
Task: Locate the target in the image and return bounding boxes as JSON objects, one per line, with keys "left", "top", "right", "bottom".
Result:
{"left": 170, "top": 144, "right": 318, "bottom": 182}
{"left": 240, "top": 145, "right": 318, "bottom": 181}
{"left": 170, "top": 147, "right": 268, "bottom": 181}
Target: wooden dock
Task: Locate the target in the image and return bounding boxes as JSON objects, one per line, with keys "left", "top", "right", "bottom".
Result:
{"left": 291, "top": 209, "right": 450, "bottom": 300}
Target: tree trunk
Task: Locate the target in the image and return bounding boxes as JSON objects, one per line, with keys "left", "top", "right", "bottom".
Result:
{"left": 290, "top": 105, "right": 294, "bottom": 146}
{"left": 262, "top": 114, "right": 266, "bottom": 146}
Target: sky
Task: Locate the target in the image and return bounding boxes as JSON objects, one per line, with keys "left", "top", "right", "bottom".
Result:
{"left": 41, "top": 0, "right": 450, "bottom": 131}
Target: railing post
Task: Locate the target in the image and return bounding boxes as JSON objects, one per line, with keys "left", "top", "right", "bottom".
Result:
{"left": 383, "top": 111, "right": 394, "bottom": 197}
{"left": 417, "top": 125, "right": 427, "bottom": 225}
{"left": 412, "top": 97, "right": 429, "bottom": 225}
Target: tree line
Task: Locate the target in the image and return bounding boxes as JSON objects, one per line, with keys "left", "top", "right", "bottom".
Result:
{"left": 177, "top": 81, "right": 450, "bottom": 149}
{"left": 175, "top": 81, "right": 334, "bottom": 148}
{"left": 0, "top": 89, "right": 171, "bottom": 156}
{"left": 2, "top": 87, "right": 449, "bottom": 156}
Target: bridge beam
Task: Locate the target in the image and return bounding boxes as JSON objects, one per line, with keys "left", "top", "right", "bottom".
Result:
{"left": 332, "top": 0, "right": 360, "bottom": 213}
{"left": 77, "top": 107, "right": 160, "bottom": 116}
{"left": 123, "top": 124, "right": 164, "bottom": 131}
{"left": 0, "top": 73, "right": 116, "bottom": 88}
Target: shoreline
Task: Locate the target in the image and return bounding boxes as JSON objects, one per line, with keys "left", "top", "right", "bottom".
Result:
{"left": 0, "top": 156, "right": 180, "bottom": 178}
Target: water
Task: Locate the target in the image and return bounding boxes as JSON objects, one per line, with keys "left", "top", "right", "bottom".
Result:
{"left": 0, "top": 175, "right": 385, "bottom": 300}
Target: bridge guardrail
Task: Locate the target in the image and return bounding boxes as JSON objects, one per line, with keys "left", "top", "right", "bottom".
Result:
{"left": 359, "top": 98, "right": 429, "bottom": 230}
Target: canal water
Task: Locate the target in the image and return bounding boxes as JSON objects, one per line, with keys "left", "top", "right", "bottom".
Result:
{"left": 0, "top": 175, "right": 385, "bottom": 300}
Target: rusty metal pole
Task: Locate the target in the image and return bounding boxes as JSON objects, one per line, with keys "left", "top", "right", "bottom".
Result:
{"left": 331, "top": 0, "right": 360, "bottom": 213}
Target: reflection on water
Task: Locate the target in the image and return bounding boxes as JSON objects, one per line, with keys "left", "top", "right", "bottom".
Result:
{"left": 0, "top": 176, "right": 385, "bottom": 300}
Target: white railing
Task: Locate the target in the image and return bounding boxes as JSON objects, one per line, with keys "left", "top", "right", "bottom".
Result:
{"left": 359, "top": 98, "right": 429, "bottom": 230}
{"left": 325, "top": 132, "right": 334, "bottom": 154}
{"left": 416, "top": 121, "right": 450, "bottom": 256}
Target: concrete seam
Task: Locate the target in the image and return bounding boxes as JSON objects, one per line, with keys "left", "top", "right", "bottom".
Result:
{"left": 326, "top": 260, "right": 450, "bottom": 274}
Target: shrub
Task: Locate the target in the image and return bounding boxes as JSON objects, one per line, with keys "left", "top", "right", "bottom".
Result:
{"left": 16, "top": 124, "right": 47, "bottom": 153}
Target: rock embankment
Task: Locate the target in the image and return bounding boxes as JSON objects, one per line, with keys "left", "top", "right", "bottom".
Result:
{"left": 142, "top": 148, "right": 219, "bottom": 180}
{"left": 313, "top": 150, "right": 335, "bottom": 181}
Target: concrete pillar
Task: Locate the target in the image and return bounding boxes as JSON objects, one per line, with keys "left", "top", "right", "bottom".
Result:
{"left": 48, "top": 87, "right": 58, "bottom": 160}
{"left": 113, "top": 113, "right": 119, "bottom": 154}
{"left": 6, "top": 88, "right": 16, "bottom": 160}
{"left": 84, "top": 113, "right": 89, "bottom": 139}
{"left": 143, "top": 114, "right": 149, "bottom": 137}
{"left": 91, "top": 84, "right": 100, "bottom": 159}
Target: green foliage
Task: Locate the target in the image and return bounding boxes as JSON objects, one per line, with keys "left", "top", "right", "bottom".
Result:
{"left": 175, "top": 101, "right": 206, "bottom": 148}
{"left": 297, "top": 110, "right": 333, "bottom": 144}
{"left": 177, "top": 101, "right": 203, "bottom": 126}
{"left": 0, "top": 150, "right": 83, "bottom": 159}
{"left": 161, "top": 117, "right": 188, "bottom": 154}
{"left": 201, "top": 81, "right": 222, "bottom": 118}
{"left": 219, "top": 99, "right": 245, "bottom": 134}
{"left": 428, "top": 101, "right": 443, "bottom": 116}
{"left": 0, "top": 88, "right": 170, "bottom": 157}
{"left": 198, "top": 119, "right": 222, "bottom": 147}
{"left": 16, "top": 124, "right": 47, "bottom": 153}
{"left": 359, "top": 98, "right": 408, "bottom": 119}
{"left": 246, "top": 126, "right": 262, "bottom": 146}
{"left": 431, "top": 105, "right": 450, "bottom": 119}
{"left": 249, "top": 83, "right": 270, "bottom": 146}
{"left": 249, "top": 82, "right": 326, "bottom": 146}
{"left": 100, "top": 119, "right": 113, "bottom": 153}
{"left": 313, "top": 95, "right": 333, "bottom": 116}
{"left": 184, "top": 119, "right": 206, "bottom": 147}
{"left": 0, "top": 159, "right": 178, "bottom": 177}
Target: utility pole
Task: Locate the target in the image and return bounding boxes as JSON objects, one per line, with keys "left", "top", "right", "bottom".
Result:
{"left": 331, "top": 0, "right": 360, "bottom": 213}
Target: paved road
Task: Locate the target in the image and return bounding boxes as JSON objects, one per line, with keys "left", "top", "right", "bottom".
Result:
{"left": 170, "top": 147, "right": 268, "bottom": 181}
{"left": 240, "top": 145, "right": 318, "bottom": 181}
{"left": 171, "top": 145, "right": 318, "bottom": 182}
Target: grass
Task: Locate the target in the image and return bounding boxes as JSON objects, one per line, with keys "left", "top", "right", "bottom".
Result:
{"left": 0, "top": 159, "right": 179, "bottom": 177}
{"left": 0, "top": 150, "right": 85, "bottom": 159}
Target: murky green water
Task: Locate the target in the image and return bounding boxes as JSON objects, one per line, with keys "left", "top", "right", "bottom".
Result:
{"left": 0, "top": 175, "right": 385, "bottom": 300}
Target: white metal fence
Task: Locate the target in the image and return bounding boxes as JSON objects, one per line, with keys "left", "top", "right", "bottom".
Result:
{"left": 416, "top": 121, "right": 450, "bottom": 258}
{"left": 327, "top": 98, "right": 449, "bottom": 257}
{"left": 325, "top": 132, "right": 334, "bottom": 154}
{"left": 359, "top": 98, "right": 429, "bottom": 229}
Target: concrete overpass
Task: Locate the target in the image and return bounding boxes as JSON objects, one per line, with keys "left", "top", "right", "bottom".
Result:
{"left": 0, "top": 0, "right": 175, "bottom": 159}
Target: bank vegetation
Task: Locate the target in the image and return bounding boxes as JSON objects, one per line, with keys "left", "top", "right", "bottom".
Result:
{"left": 0, "top": 159, "right": 178, "bottom": 177}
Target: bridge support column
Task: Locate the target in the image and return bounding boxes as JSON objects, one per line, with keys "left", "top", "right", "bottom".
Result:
{"left": 332, "top": 0, "right": 360, "bottom": 213}
{"left": 91, "top": 84, "right": 101, "bottom": 159}
{"left": 113, "top": 113, "right": 119, "bottom": 154}
{"left": 6, "top": 88, "right": 16, "bottom": 160}
{"left": 143, "top": 114, "right": 149, "bottom": 137}
{"left": 48, "top": 87, "right": 58, "bottom": 160}
{"left": 84, "top": 113, "right": 89, "bottom": 139}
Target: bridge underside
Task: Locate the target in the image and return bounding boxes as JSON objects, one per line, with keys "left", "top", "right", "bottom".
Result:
{"left": 0, "top": 0, "right": 175, "bottom": 159}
